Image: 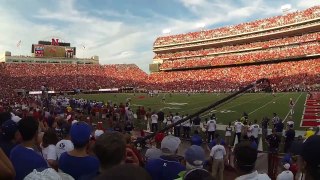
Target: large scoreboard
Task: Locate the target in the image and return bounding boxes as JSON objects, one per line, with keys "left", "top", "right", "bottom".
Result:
{"left": 32, "top": 39, "right": 77, "bottom": 58}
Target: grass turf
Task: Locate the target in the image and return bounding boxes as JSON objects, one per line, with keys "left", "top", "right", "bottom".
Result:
{"left": 72, "top": 92, "right": 306, "bottom": 130}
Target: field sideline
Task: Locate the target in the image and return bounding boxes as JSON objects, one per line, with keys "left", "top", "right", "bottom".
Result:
{"left": 72, "top": 92, "right": 307, "bottom": 130}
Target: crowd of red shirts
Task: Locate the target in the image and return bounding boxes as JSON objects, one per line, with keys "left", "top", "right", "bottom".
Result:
{"left": 154, "top": 6, "right": 320, "bottom": 46}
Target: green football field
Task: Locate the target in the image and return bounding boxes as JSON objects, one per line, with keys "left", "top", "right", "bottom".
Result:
{"left": 72, "top": 92, "right": 307, "bottom": 130}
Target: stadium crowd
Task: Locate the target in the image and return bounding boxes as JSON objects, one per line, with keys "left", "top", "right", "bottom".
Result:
{"left": 159, "top": 42, "right": 320, "bottom": 69}
{"left": 1, "top": 94, "right": 320, "bottom": 180}
{"left": 149, "top": 59, "right": 320, "bottom": 92}
{"left": 155, "top": 32, "right": 320, "bottom": 60}
{"left": 154, "top": 6, "right": 320, "bottom": 46}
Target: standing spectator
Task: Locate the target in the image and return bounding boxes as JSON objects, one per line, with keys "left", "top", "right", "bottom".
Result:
{"left": 191, "top": 130, "right": 203, "bottom": 146}
{"left": 266, "top": 129, "right": 281, "bottom": 178}
{"left": 0, "top": 119, "right": 21, "bottom": 157}
{"left": 151, "top": 112, "right": 158, "bottom": 132}
{"left": 298, "top": 135, "right": 320, "bottom": 180}
{"left": 56, "top": 122, "right": 73, "bottom": 160}
{"left": 250, "top": 119, "right": 260, "bottom": 145}
{"left": 261, "top": 117, "right": 270, "bottom": 139}
{"left": 94, "top": 132, "right": 126, "bottom": 174}
{"left": 234, "top": 119, "right": 244, "bottom": 144}
{"left": 59, "top": 122, "right": 99, "bottom": 179}
{"left": 275, "top": 120, "right": 284, "bottom": 142}
{"left": 272, "top": 113, "right": 280, "bottom": 128}
{"left": 10, "top": 117, "right": 48, "bottom": 180}
{"left": 304, "top": 127, "right": 315, "bottom": 140}
{"left": 284, "top": 124, "right": 295, "bottom": 153}
{"left": 286, "top": 116, "right": 294, "bottom": 128}
{"left": 157, "top": 110, "right": 165, "bottom": 128}
{"left": 234, "top": 141, "right": 270, "bottom": 180}
{"left": 173, "top": 113, "right": 182, "bottom": 137}
{"left": 145, "top": 133, "right": 164, "bottom": 160}
{"left": 276, "top": 163, "right": 293, "bottom": 180}
{"left": 210, "top": 137, "right": 226, "bottom": 180}
{"left": 192, "top": 115, "right": 201, "bottom": 132}
{"left": 225, "top": 122, "right": 232, "bottom": 146}
{"left": 41, "top": 129, "right": 59, "bottom": 169}
{"left": 207, "top": 116, "right": 217, "bottom": 143}
{"left": 183, "top": 115, "right": 191, "bottom": 139}
{"left": 145, "top": 135, "right": 185, "bottom": 180}
{"left": 177, "top": 145, "right": 212, "bottom": 180}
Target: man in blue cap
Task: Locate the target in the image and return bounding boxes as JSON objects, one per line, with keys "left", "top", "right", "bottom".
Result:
{"left": 59, "top": 121, "right": 99, "bottom": 179}
{"left": 0, "top": 119, "right": 21, "bottom": 157}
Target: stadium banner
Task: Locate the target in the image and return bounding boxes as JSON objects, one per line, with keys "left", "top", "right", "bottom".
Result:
{"left": 29, "top": 91, "right": 55, "bottom": 95}
{"left": 98, "top": 88, "right": 119, "bottom": 92}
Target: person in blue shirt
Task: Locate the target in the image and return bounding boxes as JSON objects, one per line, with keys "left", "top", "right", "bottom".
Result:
{"left": 145, "top": 135, "right": 186, "bottom": 180}
{"left": 59, "top": 122, "right": 99, "bottom": 180}
{"left": 191, "top": 130, "right": 202, "bottom": 146}
{"left": 10, "top": 117, "right": 48, "bottom": 180}
{"left": 0, "top": 119, "right": 20, "bottom": 157}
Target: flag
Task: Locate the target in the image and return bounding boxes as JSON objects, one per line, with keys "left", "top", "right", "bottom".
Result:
{"left": 16, "top": 40, "right": 21, "bottom": 47}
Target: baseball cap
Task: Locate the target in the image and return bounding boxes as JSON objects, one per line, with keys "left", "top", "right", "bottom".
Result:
{"left": 70, "top": 122, "right": 91, "bottom": 146}
{"left": 94, "top": 129, "right": 104, "bottom": 139}
{"left": 185, "top": 145, "right": 206, "bottom": 167}
{"left": 161, "top": 135, "right": 181, "bottom": 154}
{"left": 154, "top": 132, "right": 165, "bottom": 143}
{"left": 10, "top": 112, "right": 22, "bottom": 123}
{"left": 1, "top": 120, "right": 18, "bottom": 140}
{"left": 300, "top": 135, "right": 320, "bottom": 167}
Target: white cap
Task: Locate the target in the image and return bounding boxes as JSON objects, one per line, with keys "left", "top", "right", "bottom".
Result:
{"left": 94, "top": 129, "right": 104, "bottom": 139}
{"left": 161, "top": 135, "right": 181, "bottom": 154}
{"left": 10, "top": 113, "right": 22, "bottom": 123}
{"left": 71, "top": 120, "right": 78, "bottom": 125}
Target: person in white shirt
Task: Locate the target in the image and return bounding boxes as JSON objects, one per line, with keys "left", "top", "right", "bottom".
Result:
{"left": 234, "top": 119, "right": 244, "bottom": 144}
{"left": 234, "top": 141, "right": 270, "bottom": 180}
{"left": 276, "top": 163, "right": 293, "bottom": 180}
{"left": 250, "top": 119, "right": 260, "bottom": 145}
{"left": 150, "top": 112, "right": 159, "bottom": 132}
{"left": 56, "top": 123, "right": 74, "bottom": 160}
{"left": 172, "top": 113, "right": 182, "bottom": 137}
{"left": 41, "top": 129, "right": 59, "bottom": 169}
{"left": 207, "top": 115, "right": 217, "bottom": 143}
{"left": 210, "top": 137, "right": 226, "bottom": 180}
{"left": 286, "top": 116, "right": 294, "bottom": 129}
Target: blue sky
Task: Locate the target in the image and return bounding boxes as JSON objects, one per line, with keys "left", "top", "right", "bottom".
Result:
{"left": 0, "top": 0, "right": 319, "bottom": 73}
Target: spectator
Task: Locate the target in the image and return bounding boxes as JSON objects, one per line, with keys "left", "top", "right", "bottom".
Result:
{"left": 210, "top": 137, "right": 226, "bottom": 180}
{"left": 234, "top": 141, "right": 270, "bottom": 180}
{"left": 275, "top": 120, "right": 284, "bottom": 139}
{"left": 151, "top": 112, "right": 158, "bottom": 132}
{"left": 298, "top": 135, "right": 320, "bottom": 180}
{"left": 208, "top": 134, "right": 226, "bottom": 150}
{"left": 124, "top": 134, "right": 144, "bottom": 166}
{"left": 173, "top": 113, "right": 182, "bottom": 137}
{"left": 58, "top": 122, "right": 99, "bottom": 179}
{"left": 145, "top": 135, "right": 185, "bottom": 180}
{"left": 191, "top": 130, "right": 203, "bottom": 146}
{"left": 145, "top": 133, "right": 164, "bottom": 160}
{"left": 94, "top": 132, "right": 126, "bottom": 174}
{"left": 56, "top": 122, "right": 74, "bottom": 160}
{"left": 284, "top": 124, "right": 295, "bottom": 153}
{"left": 266, "top": 129, "right": 281, "bottom": 178}
{"left": 272, "top": 113, "right": 280, "bottom": 128}
{"left": 261, "top": 117, "right": 269, "bottom": 139}
{"left": 0, "top": 147, "right": 15, "bottom": 179}
{"left": 41, "top": 129, "right": 59, "bottom": 169}
{"left": 96, "top": 164, "right": 151, "bottom": 180}
{"left": 183, "top": 115, "right": 191, "bottom": 139}
{"left": 0, "top": 119, "right": 21, "bottom": 157}
{"left": 177, "top": 145, "right": 213, "bottom": 180}
{"left": 10, "top": 117, "right": 48, "bottom": 180}
{"left": 249, "top": 119, "right": 260, "bottom": 145}
{"left": 234, "top": 119, "right": 244, "bottom": 144}
{"left": 207, "top": 115, "right": 217, "bottom": 143}
{"left": 225, "top": 122, "right": 233, "bottom": 146}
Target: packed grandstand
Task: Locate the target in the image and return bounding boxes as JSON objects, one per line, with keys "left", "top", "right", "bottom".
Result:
{"left": 1, "top": 5, "right": 320, "bottom": 180}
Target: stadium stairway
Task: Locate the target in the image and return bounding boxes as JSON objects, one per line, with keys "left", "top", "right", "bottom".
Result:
{"left": 301, "top": 93, "right": 320, "bottom": 127}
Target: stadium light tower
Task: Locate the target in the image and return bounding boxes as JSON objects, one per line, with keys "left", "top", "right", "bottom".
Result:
{"left": 281, "top": 4, "right": 292, "bottom": 14}
{"left": 162, "top": 28, "right": 171, "bottom": 35}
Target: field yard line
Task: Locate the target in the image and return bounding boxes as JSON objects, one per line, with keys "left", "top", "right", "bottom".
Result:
{"left": 248, "top": 94, "right": 286, "bottom": 115}
{"left": 282, "top": 92, "right": 303, "bottom": 122}
{"left": 218, "top": 93, "right": 268, "bottom": 110}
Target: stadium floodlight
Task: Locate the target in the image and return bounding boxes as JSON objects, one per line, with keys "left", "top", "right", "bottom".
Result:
{"left": 281, "top": 4, "right": 292, "bottom": 14}
{"left": 162, "top": 28, "right": 171, "bottom": 34}
{"left": 196, "top": 22, "right": 206, "bottom": 29}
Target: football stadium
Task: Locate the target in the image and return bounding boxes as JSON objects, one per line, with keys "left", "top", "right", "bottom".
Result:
{"left": 0, "top": 2, "right": 320, "bottom": 180}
